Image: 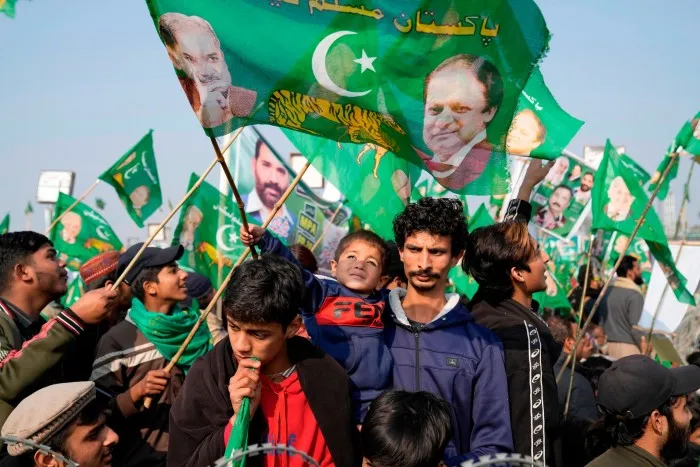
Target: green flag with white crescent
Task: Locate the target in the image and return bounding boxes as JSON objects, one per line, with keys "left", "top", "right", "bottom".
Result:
{"left": 591, "top": 140, "right": 694, "bottom": 305}
{"left": 49, "top": 193, "right": 123, "bottom": 271}
{"left": 0, "top": 214, "right": 9, "bottom": 235}
{"left": 61, "top": 276, "right": 85, "bottom": 308}
{"left": 99, "top": 131, "right": 162, "bottom": 227}
{"left": 146, "top": 0, "right": 550, "bottom": 195}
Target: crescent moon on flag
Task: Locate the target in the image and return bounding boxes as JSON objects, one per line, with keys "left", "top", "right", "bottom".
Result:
{"left": 216, "top": 225, "right": 237, "bottom": 252}
{"left": 96, "top": 225, "right": 110, "bottom": 241}
{"left": 312, "top": 30, "right": 371, "bottom": 98}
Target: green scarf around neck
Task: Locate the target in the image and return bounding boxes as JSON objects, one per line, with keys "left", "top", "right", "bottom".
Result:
{"left": 128, "top": 297, "right": 212, "bottom": 374}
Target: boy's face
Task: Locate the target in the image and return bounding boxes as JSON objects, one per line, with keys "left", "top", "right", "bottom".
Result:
{"left": 144, "top": 262, "right": 188, "bottom": 302}
{"left": 331, "top": 240, "right": 384, "bottom": 295}
{"left": 227, "top": 317, "right": 301, "bottom": 367}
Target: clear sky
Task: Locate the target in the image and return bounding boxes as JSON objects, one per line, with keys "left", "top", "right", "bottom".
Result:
{"left": 1, "top": 0, "right": 699, "bottom": 242}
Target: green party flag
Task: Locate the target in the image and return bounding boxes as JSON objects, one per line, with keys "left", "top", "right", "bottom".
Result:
{"left": 619, "top": 153, "right": 651, "bottom": 185}
{"left": 0, "top": 214, "right": 9, "bottom": 235}
{"left": 685, "top": 111, "right": 700, "bottom": 157}
{"left": 24, "top": 202, "right": 33, "bottom": 215}
{"left": 506, "top": 68, "right": 584, "bottom": 160}
{"left": 49, "top": 193, "right": 123, "bottom": 271}
{"left": 146, "top": 0, "right": 550, "bottom": 195}
{"left": 606, "top": 232, "right": 653, "bottom": 284}
{"left": 95, "top": 198, "right": 106, "bottom": 210}
{"left": 649, "top": 121, "right": 693, "bottom": 200}
{"left": 61, "top": 276, "right": 85, "bottom": 308}
{"left": 534, "top": 270, "right": 571, "bottom": 312}
{"left": 0, "top": 0, "right": 16, "bottom": 18}
{"left": 99, "top": 131, "right": 162, "bottom": 228}
{"left": 591, "top": 140, "right": 694, "bottom": 305}
{"left": 448, "top": 204, "right": 494, "bottom": 299}
{"left": 172, "top": 174, "right": 247, "bottom": 287}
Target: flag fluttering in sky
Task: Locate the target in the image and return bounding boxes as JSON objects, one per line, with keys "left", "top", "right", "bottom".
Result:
{"left": 146, "top": 0, "right": 550, "bottom": 195}
{"left": 592, "top": 140, "right": 694, "bottom": 305}
{"left": 0, "top": 214, "right": 9, "bottom": 235}
{"left": 0, "top": 0, "right": 17, "bottom": 18}
{"left": 99, "top": 130, "right": 162, "bottom": 227}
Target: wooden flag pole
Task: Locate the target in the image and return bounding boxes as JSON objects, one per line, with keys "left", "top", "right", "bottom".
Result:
{"left": 142, "top": 160, "right": 313, "bottom": 409}
{"left": 44, "top": 180, "right": 101, "bottom": 235}
{"left": 210, "top": 133, "right": 258, "bottom": 259}
{"left": 556, "top": 154, "right": 679, "bottom": 384}
{"left": 563, "top": 235, "right": 595, "bottom": 419}
{"left": 311, "top": 200, "right": 344, "bottom": 252}
{"left": 673, "top": 155, "right": 694, "bottom": 239}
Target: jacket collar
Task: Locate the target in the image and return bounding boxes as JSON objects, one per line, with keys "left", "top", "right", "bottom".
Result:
{"left": 613, "top": 276, "right": 643, "bottom": 294}
{"left": 388, "top": 288, "right": 470, "bottom": 328}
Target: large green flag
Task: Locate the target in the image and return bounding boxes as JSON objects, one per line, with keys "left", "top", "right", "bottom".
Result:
{"left": 146, "top": 0, "right": 550, "bottom": 195}
{"left": 172, "top": 174, "right": 247, "bottom": 287}
{"left": 506, "top": 68, "right": 584, "bottom": 160}
{"left": 99, "top": 131, "right": 162, "bottom": 227}
{"left": 0, "top": 214, "right": 9, "bottom": 235}
{"left": 61, "top": 276, "right": 85, "bottom": 309}
{"left": 49, "top": 193, "right": 123, "bottom": 271}
{"left": 0, "top": 0, "right": 16, "bottom": 18}
{"left": 686, "top": 112, "right": 700, "bottom": 157}
{"left": 592, "top": 140, "right": 694, "bottom": 305}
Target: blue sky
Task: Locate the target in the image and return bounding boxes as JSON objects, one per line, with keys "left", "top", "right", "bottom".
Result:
{"left": 1, "top": 0, "right": 699, "bottom": 242}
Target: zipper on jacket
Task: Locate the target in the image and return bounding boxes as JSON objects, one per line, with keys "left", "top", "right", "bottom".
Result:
{"left": 414, "top": 329, "right": 420, "bottom": 390}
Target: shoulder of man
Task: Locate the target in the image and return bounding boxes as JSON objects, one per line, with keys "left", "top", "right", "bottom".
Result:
{"left": 0, "top": 312, "right": 22, "bottom": 355}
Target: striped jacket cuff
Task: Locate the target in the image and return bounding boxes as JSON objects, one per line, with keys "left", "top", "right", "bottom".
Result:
{"left": 56, "top": 308, "right": 86, "bottom": 336}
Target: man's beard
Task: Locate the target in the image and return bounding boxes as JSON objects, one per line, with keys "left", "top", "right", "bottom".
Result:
{"left": 581, "top": 185, "right": 591, "bottom": 192}
{"left": 634, "top": 275, "right": 644, "bottom": 286}
{"left": 256, "top": 182, "right": 283, "bottom": 209}
{"left": 662, "top": 412, "right": 690, "bottom": 461}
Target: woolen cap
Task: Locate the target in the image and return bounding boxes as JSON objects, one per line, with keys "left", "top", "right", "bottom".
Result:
{"left": 79, "top": 250, "right": 120, "bottom": 285}
{"left": 1, "top": 382, "right": 96, "bottom": 456}
{"left": 598, "top": 354, "right": 700, "bottom": 418}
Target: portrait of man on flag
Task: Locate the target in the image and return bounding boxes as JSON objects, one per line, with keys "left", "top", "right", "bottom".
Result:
{"left": 506, "top": 109, "right": 547, "bottom": 156}
{"left": 157, "top": 13, "right": 257, "bottom": 128}
{"left": 416, "top": 54, "right": 503, "bottom": 191}
{"left": 604, "top": 176, "right": 635, "bottom": 221}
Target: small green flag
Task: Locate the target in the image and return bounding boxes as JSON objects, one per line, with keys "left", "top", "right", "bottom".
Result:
{"left": 507, "top": 68, "right": 584, "bottom": 160}
{"left": 61, "top": 276, "right": 85, "bottom": 308}
{"left": 534, "top": 270, "right": 572, "bottom": 312}
{"left": 24, "top": 202, "right": 33, "bottom": 215}
{"left": 147, "top": 0, "right": 550, "bottom": 195}
{"left": 649, "top": 121, "right": 693, "bottom": 200}
{"left": 592, "top": 140, "right": 694, "bottom": 305}
{"left": 0, "top": 214, "right": 9, "bottom": 235}
{"left": 0, "top": 0, "right": 16, "bottom": 18}
{"left": 685, "top": 112, "right": 700, "bottom": 157}
{"left": 95, "top": 198, "right": 106, "bottom": 210}
{"left": 49, "top": 193, "right": 123, "bottom": 271}
{"left": 619, "top": 153, "right": 651, "bottom": 186}
{"left": 99, "top": 131, "right": 162, "bottom": 228}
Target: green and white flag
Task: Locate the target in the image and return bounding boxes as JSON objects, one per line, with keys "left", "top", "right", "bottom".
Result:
{"left": 686, "top": 112, "right": 700, "bottom": 158}
{"left": 592, "top": 140, "right": 694, "bottom": 305}
{"left": 49, "top": 193, "right": 123, "bottom": 271}
{"left": 0, "top": 0, "right": 16, "bottom": 18}
{"left": 146, "top": 0, "right": 550, "bottom": 195}
{"left": 0, "top": 214, "right": 9, "bottom": 235}
{"left": 172, "top": 174, "right": 246, "bottom": 287}
{"left": 619, "top": 153, "right": 651, "bottom": 186}
{"left": 24, "top": 202, "right": 33, "bottom": 215}
{"left": 506, "top": 68, "right": 584, "bottom": 160}
{"left": 99, "top": 131, "right": 162, "bottom": 227}
{"left": 61, "top": 276, "right": 84, "bottom": 309}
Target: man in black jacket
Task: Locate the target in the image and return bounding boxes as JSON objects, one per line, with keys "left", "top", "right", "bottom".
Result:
{"left": 167, "top": 255, "right": 360, "bottom": 467}
{"left": 465, "top": 220, "right": 563, "bottom": 467}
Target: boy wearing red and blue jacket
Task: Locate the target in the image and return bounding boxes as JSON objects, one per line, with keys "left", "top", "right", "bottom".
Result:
{"left": 242, "top": 226, "right": 392, "bottom": 422}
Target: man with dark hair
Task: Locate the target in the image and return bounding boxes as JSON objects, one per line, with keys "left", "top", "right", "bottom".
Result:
{"left": 534, "top": 185, "right": 573, "bottom": 230}
{"left": 0, "top": 232, "right": 117, "bottom": 426}
{"left": 168, "top": 255, "right": 360, "bottom": 467}
{"left": 1, "top": 382, "right": 118, "bottom": 467}
{"left": 574, "top": 172, "right": 595, "bottom": 204}
{"left": 362, "top": 390, "right": 452, "bottom": 467}
{"left": 242, "top": 226, "right": 391, "bottom": 422}
{"left": 418, "top": 54, "right": 504, "bottom": 191}
{"left": 598, "top": 255, "right": 645, "bottom": 358}
{"left": 385, "top": 197, "right": 513, "bottom": 464}
{"left": 90, "top": 243, "right": 212, "bottom": 466}
{"left": 465, "top": 220, "right": 564, "bottom": 466}
{"left": 586, "top": 355, "right": 700, "bottom": 466}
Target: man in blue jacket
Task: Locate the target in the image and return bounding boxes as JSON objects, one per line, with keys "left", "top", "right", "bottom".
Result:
{"left": 384, "top": 197, "right": 514, "bottom": 466}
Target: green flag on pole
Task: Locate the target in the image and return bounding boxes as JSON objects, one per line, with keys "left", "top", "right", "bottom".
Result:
{"left": 146, "top": 0, "right": 550, "bottom": 195}
{"left": 0, "top": 214, "right": 9, "bottom": 235}
{"left": 685, "top": 111, "right": 700, "bottom": 157}
{"left": 99, "top": 131, "right": 162, "bottom": 227}
{"left": 592, "top": 140, "right": 694, "bottom": 305}
{"left": 649, "top": 120, "right": 693, "bottom": 200}
{"left": 24, "top": 202, "right": 33, "bottom": 215}
{"left": 0, "top": 0, "right": 16, "bottom": 18}
{"left": 619, "top": 153, "right": 651, "bottom": 186}
{"left": 61, "top": 276, "right": 85, "bottom": 309}
{"left": 49, "top": 193, "right": 123, "bottom": 271}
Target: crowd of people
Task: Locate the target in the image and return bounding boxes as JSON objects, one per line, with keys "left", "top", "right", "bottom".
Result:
{"left": 0, "top": 161, "right": 699, "bottom": 467}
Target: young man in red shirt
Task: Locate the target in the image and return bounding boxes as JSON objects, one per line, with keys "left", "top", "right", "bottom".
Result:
{"left": 168, "top": 255, "right": 359, "bottom": 467}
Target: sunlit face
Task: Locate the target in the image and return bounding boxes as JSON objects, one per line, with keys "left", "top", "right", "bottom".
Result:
{"left": 57, "top": 413, "right": 119, "bottom": 467}
{"left": 608, "top": 177, "right": 634, "bottom": 212}
{"left": 331, "top": 240, "right": 383, "bottom": 295}
{"left": 129, "top": 186, "right": 150, "bottom": 209}
{"left": 552, "top": 157, "right": 569, "bottom": 176}
{"left": 184, "top": 207, "right": 203, "bottom": 233}
{"left": 580, "top": 173, "right": 594, "bottom": 192}
{"left": 145, "top": 262, "right": 188, "bottom": 302}
{"left": 227, "top": 318, "right": 299, "bottom": 367}
{"left": 507, "top": 109, "right": 544, "bottom": 156}
{"left": 399, "top": 232, "right": 460, "bottom": 292}
{"left": 253, "top": 142, "right": 290, "bottom": 210}
{"left": 61, "top": 212, "right": 82, "bottom": 244}
{"left": 423, "top": 65, "right": 496, "bottom": 159}
{"left": 175, "top": 27, "right": 231, "bottom": 90}
{"left": 27, "top": 244, "right": 68, "bottom": 298}
{"left": 521, "top": 239, "right": 549, "bottom": 294}
{"left": 548, "top": 187, "right": 572, "bottom": 217}
{"left": 570, "top": 165, "right": 582, "bottom": 179}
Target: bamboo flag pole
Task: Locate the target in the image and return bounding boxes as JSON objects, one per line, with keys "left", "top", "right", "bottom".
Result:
{"left": 563, "top": 235, "right": 595, "bottom": 419}
{"left": 673, "top": 155, "right": 694, "bottom": 240}
{"left": 210, "top": 134, "right": 258, "bottom": 259}
{"left": 142, "top": 160, "right": 313, "bottom": 409}
{"left": 556, "top": 154, "right": 679, "bottom": 384}
{"left": 44, "top": 180, "right": 101, "bottom": 235}
{"left": 311, "top": 200, "right": 344, "bottom": 252}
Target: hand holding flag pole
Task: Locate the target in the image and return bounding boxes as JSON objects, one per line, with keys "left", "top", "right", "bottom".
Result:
{"left": 142, "top": 160, "right": 313, "bottom": 409}
{"left": 556, "top": 153, "right": 680, "bottom": 384}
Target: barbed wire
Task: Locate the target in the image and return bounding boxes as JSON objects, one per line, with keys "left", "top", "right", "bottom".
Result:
{"left": 211, "top": 443, "right": 321, "bottom": 467}
{"left": 0, "top": 436, "right": 78, "bottom": 466}
{"left": 461, "top": 453, "right": 548, "bottom": 467}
